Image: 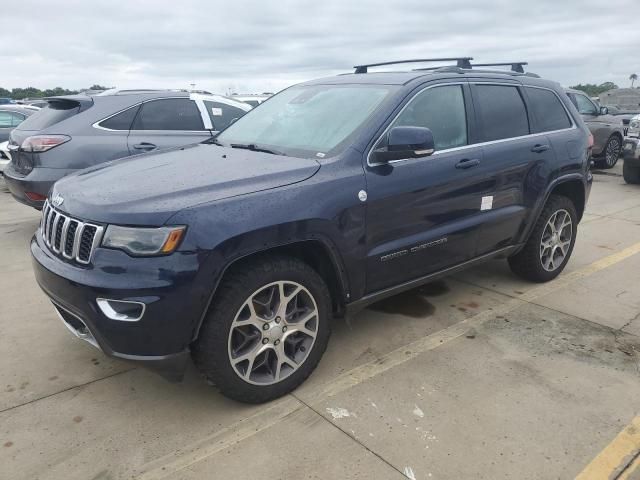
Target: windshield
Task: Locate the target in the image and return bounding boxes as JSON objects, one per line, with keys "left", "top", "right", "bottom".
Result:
{"left": 216, "top": 84, "right": 395, "bottom": 158}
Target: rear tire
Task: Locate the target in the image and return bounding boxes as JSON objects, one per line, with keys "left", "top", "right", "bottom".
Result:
{"left": 508, "top": 195, "right": 578, "bottom": 282}
{"left": 594, "top": 135, "right": 621, "bottom": 169}
{"left": 192, "top": 255, "right": 331, "bottom": 403}
{"left": 623, "top": 161, "right": 640, "bottom": 184}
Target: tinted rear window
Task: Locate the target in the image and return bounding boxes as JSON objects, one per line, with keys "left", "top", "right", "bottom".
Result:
{"left": 98, "top": 105, "right": 140, "bottom": 131}
{"left": 17, "top": 101, "right": 81, "bottom": 131}
{"left": 526, "top": 88, "right": 572, "bottom": 132}
{"left": 132, "top": 98, "right": 204, "bottom": 131}
{"left": 475, "top": 85, "right": 530, "bottom": 141}
{"left": 203, "top": 101, "right": 248, "bottom": 131}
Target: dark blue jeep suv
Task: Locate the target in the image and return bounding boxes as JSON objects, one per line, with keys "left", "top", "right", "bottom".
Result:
{"left": 31, "top": 58, "right": 593, "bottom": 403}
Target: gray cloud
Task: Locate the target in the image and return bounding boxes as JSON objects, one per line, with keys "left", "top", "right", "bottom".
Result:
{"left": 1, "top": 0, "right": 639, "bottom": 94}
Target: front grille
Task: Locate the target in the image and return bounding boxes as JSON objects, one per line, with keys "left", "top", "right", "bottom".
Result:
{"left": 41, "top": 200, "right": 104, "bottom": 265}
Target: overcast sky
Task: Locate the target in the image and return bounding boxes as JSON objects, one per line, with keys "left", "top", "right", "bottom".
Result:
{"left": 2, "top": 0, "right": 639, "bottom": 94}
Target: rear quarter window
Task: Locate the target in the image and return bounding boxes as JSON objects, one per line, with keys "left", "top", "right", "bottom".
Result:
{"left": 97, "top": 105, "right": 141, "bottom": 131}
{"left": 526, "top": 88, "right": 572, "bottom": 132}
{"left": 474, "top": 85, "right": 530, "bottom": 141}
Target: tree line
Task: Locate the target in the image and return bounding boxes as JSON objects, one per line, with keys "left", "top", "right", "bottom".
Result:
{"left": 0, "top": 85, "right": 110, "bottom": 100}
{"left": 1, "top": 80, "right": 637, "bottom": 101}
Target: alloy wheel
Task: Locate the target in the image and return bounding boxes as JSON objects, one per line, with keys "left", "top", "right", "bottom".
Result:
{"left": 227, "top": 281, "right": 319, "bottom": 385}
{"left": 605, "top": 137, "right": 621, "bottom": 167}
{"left": 539, "top": 209, "right": 573, "bottom": 272}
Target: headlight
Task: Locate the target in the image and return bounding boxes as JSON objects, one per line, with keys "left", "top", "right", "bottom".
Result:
{"left": 631, "top": 121, "right": 640, "bottom": 129}
{"left": 102, "top": 225, "right": 186, "bottom": 256}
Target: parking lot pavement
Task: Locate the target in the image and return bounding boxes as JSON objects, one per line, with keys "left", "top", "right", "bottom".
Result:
{"left": 1, "top": 163, "right": 639, "bottom": 480}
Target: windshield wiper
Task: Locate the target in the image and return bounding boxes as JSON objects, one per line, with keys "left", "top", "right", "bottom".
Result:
{"left": 230, "top": 143, "right": 286, "bottom": 156}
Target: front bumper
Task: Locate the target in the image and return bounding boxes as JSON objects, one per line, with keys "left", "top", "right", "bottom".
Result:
{"left": 31, "top": 231, "right": 208, "bottom": 382}
{"left": 3, "top": 165, "right": 76, "bottom": 209}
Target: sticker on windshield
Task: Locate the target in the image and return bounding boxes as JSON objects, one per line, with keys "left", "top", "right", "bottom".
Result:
{"left": 316, "top": 152, "right": 326, "bottom": 158}
{"left": 211, "top": 107, "right": 223, "bottom": 116}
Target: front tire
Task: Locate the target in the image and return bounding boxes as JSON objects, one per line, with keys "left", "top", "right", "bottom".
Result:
{"left": 623, "top": 161, "right": 640, "bottom": 184}
{"left": 594, "top": 135, "right": 621, "bottom": 169}
{"left": 508, "top": 195, "right": 578, "bottom": 282}
{"left": 193, "top": 255, "right": 331, "bottom": 403}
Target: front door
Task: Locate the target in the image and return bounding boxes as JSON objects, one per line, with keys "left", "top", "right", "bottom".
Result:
{"left": 364, "top": 83, "right": 487, "bottom": 293}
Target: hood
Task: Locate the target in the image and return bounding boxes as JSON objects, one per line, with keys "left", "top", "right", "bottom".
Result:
{"left": 53, "top": 143, "right": 320, "bottom": 225}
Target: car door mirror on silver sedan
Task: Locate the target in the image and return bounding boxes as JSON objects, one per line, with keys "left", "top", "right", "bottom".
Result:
{"left": 599, "top": 106, "right": 609, "bottom": 115}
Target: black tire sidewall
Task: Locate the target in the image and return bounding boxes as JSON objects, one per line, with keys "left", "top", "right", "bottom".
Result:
{"left": 623, "top": 161, "right": 640, "bottom": 184}
{"left": 193, "top": 257, "right": 331, "bottom": 403}
{"left": 598, "top": 136, "right": 621, "bottom": 169}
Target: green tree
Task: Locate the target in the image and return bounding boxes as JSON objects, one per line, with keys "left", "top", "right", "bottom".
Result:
{"left": 631, "top": 74, "right": 638, "bottom": 88}
{"left": 569, "top": 82, "right": 618, "bottom": 97}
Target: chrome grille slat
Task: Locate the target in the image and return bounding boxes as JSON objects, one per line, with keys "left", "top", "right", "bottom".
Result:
{"left": 40, "top": 200, "right": 104, "bottom": 265}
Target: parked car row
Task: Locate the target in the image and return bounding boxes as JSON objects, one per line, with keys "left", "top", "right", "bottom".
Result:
{"left": 3, "top": 90, "right": 251, "bottom": 208}
{"left": 24, "top": 58, "right": 595, "bottom": 403}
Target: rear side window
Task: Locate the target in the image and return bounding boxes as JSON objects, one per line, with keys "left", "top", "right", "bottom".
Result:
{"left": 16, "top": 101, "right": 81, "bottom": 131}
{"left": 390, "top": 84, "right": 468, "bottom": 150}
{"left": 203, "top": 101, "right": 248, "bottom": 131}
{"left": 475, "top": 85, "right": 529, "bottom": 141}
{"left": 526, "top": 88, "right": 572, "bottom": 132}
{"left": 0, "top": 111, "right": 25, "bottom": 128}
{"left": 98, "top": 105, "right": 140, "bottom": 131}
{"left": 132, "top": 98, "right": 204, "bottom": 131}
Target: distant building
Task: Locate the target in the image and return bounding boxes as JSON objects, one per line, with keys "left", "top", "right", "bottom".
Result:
{"left": 599, "top": 88, "right": 640, "bottom": 110}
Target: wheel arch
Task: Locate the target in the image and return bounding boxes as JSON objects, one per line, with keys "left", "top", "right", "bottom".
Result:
{"left": 191, "top": 237, "right": 350, "bottom": 343}
{"left": 517, "top": 174, "right": 586, "bottom": 248}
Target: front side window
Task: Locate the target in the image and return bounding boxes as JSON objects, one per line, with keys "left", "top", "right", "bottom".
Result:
{"left": 475, "top": 85, "right": 530, "bottom": 141}
{"left": 571, "top": 93, "right": 599, "bottom": 115}
{"left": 203, "top": 101, "right": 248, "bottom": 131}
{"left": 526, "top": 88, "right": 572, "bottom": 132}
{"left": 132, "top": 98, "right": 204, "bottom": 131}
{"left": 386, "top": 84, "right": 468, "bottom": 150}
{"left": 216, "top": 85, "right": 395, "bottom": 158}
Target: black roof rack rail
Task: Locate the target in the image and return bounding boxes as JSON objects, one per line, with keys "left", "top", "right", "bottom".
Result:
{"left": 470, "top": 62, "right": 528, "bottom": 73}
{"left": 354, "top": 57, "right": 473, "bottom": 74}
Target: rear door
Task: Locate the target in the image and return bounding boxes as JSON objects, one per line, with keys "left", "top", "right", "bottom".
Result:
{"left": 126, "top": 98, "right": 212, "bottom": 154}
{"left": 471, "top": 83, "right": 556, "bottom": 256}
{"left": 364, "top": 82, "right": 486, "bottom": 293}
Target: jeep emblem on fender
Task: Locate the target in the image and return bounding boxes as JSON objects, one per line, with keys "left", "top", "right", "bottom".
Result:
{"left": 52, "top": 193, "right": 64, "bottom": 207}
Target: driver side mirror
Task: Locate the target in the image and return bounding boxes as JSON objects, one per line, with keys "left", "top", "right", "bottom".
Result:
{"left": 599, "top": 106, "right": 609, "bottom": 115}
{"left": 372, "top": 126, "right": 435, "bottom": 163}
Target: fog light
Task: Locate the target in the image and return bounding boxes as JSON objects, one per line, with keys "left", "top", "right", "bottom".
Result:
{"left": 96, "top": 298, "right": 145, "bottom": 322}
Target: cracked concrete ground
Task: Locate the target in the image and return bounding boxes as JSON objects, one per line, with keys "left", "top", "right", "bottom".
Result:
{"left": 1, "top": 161, "right": 639, "bottom": 480}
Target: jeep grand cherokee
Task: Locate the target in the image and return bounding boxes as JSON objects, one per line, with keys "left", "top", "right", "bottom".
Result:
{"left": 31, "top": 58, "right": 592, "bottom": 403}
